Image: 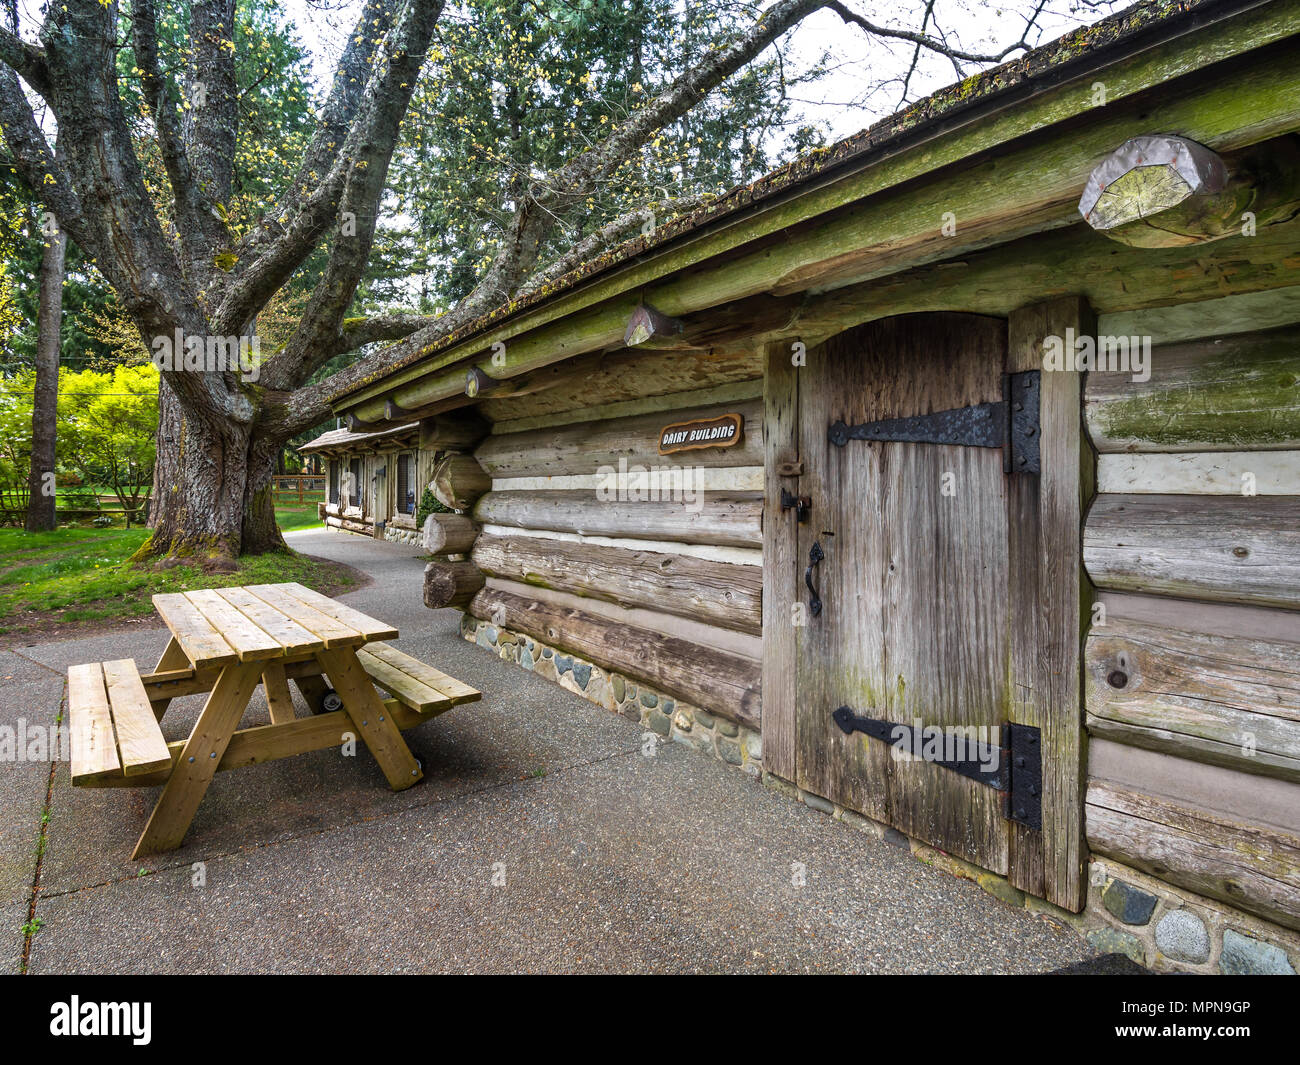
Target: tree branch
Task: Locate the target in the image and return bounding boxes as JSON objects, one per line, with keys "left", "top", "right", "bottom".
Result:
{"left": 130, "top": 0, "right": 225, "bottom": 282}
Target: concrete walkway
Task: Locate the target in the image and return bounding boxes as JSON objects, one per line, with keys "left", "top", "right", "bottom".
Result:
{"left": 2, "top": 527, "right": 1101, "bottom": 973}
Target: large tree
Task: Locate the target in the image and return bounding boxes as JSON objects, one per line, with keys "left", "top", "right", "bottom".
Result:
{"left": 0, "top": 0, "right": 1064, "bottom": 561}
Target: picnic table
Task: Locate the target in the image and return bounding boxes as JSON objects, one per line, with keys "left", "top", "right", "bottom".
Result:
{"left": 67, "top": 582, "right": 480, "bottom": 858}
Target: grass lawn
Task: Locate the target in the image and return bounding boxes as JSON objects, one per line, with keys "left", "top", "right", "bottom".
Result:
{"left": 0, "top": 504, "right": 348, "bottom": 638}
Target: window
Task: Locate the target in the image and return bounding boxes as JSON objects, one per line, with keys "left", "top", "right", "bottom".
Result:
{"left": 348, "top": 457, "right": 364, "bottom": 510}
{"left": 396, "top": 453, "right": 415, "bottom": 515}
{"left": 328, "top": 460, "right": 339, "bottom": 505}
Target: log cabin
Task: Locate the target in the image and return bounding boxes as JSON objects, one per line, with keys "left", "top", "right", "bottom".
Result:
{"left": 304, "top": 0, "right": 1300, "bottom": 973}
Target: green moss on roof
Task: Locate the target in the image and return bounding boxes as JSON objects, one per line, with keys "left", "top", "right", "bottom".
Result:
{"left": 332, "top": 0, "right": 1228, "bottom": 405}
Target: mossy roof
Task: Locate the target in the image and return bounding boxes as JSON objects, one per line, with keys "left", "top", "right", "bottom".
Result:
{"left": 333, "top": 0, "right": 1243, "bottom": 404}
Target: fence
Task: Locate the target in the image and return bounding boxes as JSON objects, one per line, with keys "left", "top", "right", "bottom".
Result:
{"left": 273, "top": 475, "right": 326, "bottom": 504}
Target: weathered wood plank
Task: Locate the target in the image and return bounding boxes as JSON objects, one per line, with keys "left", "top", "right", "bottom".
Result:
{"left": 1085, "top": 325, "right": 1300, "bottom": 453}
{"left": 1085, "top": 616, "right": 1300, "bottom": 782}
{"left": 1086, "top": 780, "right": 1300, "bottom": 932}
{"left": 215, "top": 587, "right": 325, "bottom": 654}
{"left": 1006, "top": 296, "right": 1094, "bottom": 910}
{"left": 68, "top": 663, "right": 121, "bottom": 785}
{"left": 1084, "top": 494, "right": 1300, "bottom": 609}
{"left": 469, "top": 587, "right": 760, "bottom": 728}
{"left": 474, "top": 490, "right": 762, "bottom": 548}
{"left": 260, "top": 662, "right": 297, "bottom": 726}
{"left": 476, "top": 399, "right": 762, "bottom": 478}
{"left": 471, "top": 532, "right": 762, "bottom": 635}
{"left": 355, "top": 650, "right": 454, "bottom": 714}
{"left": 761, "top": 341, "right": 799, "bottom": 781}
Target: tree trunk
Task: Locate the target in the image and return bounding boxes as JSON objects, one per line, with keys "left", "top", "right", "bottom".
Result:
{"left": 242, "top": 434, "right": 288, "bottom": 554}
{"left": 142, "top": 379, "right": 251, "bottom": 562}
{"left": 24, "top": 221, "right": 66, "bottom": 533}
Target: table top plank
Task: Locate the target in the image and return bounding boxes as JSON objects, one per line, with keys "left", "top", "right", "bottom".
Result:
{"left": 243, "top": 584, "right": 367, "bottom": 648}
{"left": 69, "top": 662, "right": 122, "bottom": 784}
{"left": 215, "top": 587, "right": 326, "bottom": 655}
{"left": 184, "top": 589, "right": 283, "bottom": 662}
{"left": 279, "top": 583, "right": 398, "bottom": 642}
{"left": 152, "top": 593, "right": 239, "bottom": 669}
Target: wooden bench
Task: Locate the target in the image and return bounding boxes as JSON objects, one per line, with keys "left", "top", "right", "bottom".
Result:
{"left": 69, "top": 660, "right": 173, "bottom": 786}
{"left": 356, "top": 642, "right": 480, "bottom": 717}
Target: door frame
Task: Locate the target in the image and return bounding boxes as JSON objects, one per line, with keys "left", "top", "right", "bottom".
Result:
{"left": 761, "top": 297, "right": 1094, "bottom": 910}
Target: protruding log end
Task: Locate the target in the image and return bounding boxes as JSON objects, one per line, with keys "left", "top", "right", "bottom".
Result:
{"left": 1078, "top": 135, "right": 1242, "bottom": 247}
{"left": 422, "top": 512, "right": 480, "bottom": 554}
{"left": 423, "top": 560, "right": 487, "bottom": 610}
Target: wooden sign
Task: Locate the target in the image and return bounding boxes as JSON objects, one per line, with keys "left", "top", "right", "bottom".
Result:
{"left": 658, "top": 413, "right": 744, "bottom": 455}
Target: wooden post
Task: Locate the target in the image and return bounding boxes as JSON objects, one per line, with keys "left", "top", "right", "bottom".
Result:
{"left": 1007, "top": 295, "right": 1095, "bottom": 912}
{"left": 761, "top": 340, "right": 800, "bottom": 783}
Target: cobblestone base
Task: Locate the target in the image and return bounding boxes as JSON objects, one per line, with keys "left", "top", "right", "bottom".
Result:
{"left": 1081, "top": 857, "right": 1298, "bottom": 974}
{"left": 383, "top": 524, "right": 421, "bottom": 545}
{"left": 460, "top": 615, "right": 762, "bottom": 775}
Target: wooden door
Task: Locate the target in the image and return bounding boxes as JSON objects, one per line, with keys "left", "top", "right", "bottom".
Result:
{"left": 764, "top": 307, "right": 1089, "bottom": 906}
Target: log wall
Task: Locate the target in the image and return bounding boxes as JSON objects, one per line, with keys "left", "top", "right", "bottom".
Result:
{"left": 1081, "top": 306, "right": 1300, "bottom": 934}
{"left": 465, "top": 384, "right": 764, "bottom": 726}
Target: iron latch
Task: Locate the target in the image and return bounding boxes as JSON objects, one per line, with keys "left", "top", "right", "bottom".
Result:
{"left": 827, "top": 370, "right": 1041, "bottom": 474}
{"left": 831, "top": 707, "right": 1042, "bottom": 830}
{"left": 780, "top": 488, "right": 811, "bottom": 523}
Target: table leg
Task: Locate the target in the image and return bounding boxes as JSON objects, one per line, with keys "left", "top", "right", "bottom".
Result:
{"left": 150, "top": 637, "right": 192, "bottom": 722}
{"left": 261, "top": 663, "right": 297, "bottom": 724}
{"left": 293, "top": 673, "right": 330, "bottom": 714}
{"left": 315, "top": 648, "right": 422, "bottom": 791}
{"left": 132, "top": 661, "right": 263, "bottom": 859}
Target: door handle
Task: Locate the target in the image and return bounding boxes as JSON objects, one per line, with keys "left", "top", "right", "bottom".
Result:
{"left": 805, "top": 540, "right": 824, "bottom": 617}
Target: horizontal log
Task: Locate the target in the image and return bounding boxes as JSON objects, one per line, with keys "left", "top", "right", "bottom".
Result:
{"left": 424, "top": 560, "right": 486, "bottom": 610}
{"left": 326, "top": 515, "right": 372, "bottom": 535}
{"left": 431, "top": 453, "right": 491, "bottom": 511}
{"left": 1084, "top": 494, "right": 1300, "bottom": 609}
{"left": 476, "top": 399, "right": 762, "bottom": 478}
{"left": 471, "top": 533, "right": 761, "bottom": 635}
{"left": 422, "top": 512, "right": 480, "bottom": 554}
{"left": 469, "top": 588, "right": 760, "bottom": 728}
{"left": 474, "top": 490, "right": 762, "bottom": 548}
{"left": 1085, "top": 325, "right": 1300, "bottom": 453}
{"left": 1085, "top": 617, "right": 1300, "bottom": 782}
{"left": 1097, "top": 451, "right": 1300, "bottom": 495}
{"left": 1086, "top": 780, "right": 1300, "bottom": 931}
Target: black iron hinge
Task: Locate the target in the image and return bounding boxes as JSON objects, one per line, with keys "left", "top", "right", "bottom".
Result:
{"left": 831, "top": 707, "right": 1042, "bottom": 830}
{"left": 827, "top": 370, "right": 1041, "bottom": 474}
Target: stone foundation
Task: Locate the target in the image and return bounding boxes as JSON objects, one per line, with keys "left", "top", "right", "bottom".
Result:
{"left": 383, "top": 523, "right": 421, "bottom": 545}
{"left": 1081, "top": 857, "right": 1298, "bottom": 974}
{"left": 460, "top": 615, "right": 762, "bottom": 775}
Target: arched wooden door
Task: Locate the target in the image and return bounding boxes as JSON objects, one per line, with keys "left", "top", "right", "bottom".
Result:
{"left": 762, "top": 304, "right": 1090, "bottom": 908}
